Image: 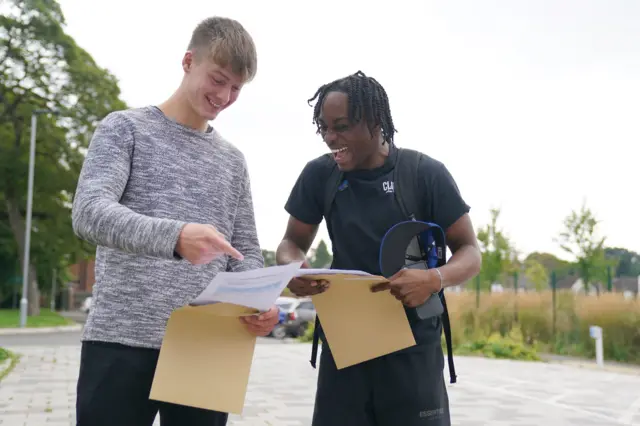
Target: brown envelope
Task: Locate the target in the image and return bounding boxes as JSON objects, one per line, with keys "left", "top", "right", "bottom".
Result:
{"left": 149, "top": 302, "right": 259, "bottom": 415}
{"left": 306, "top": 274, "right": 416, "bottom": 369}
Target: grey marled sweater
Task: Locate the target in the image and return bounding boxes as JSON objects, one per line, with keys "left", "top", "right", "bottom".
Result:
{"left": 71, "top": 106, "right": 264, "bottom": 349}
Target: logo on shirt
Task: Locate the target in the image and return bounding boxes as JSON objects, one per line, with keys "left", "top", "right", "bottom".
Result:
{"left": 382, "top": 180, "right": 394, "bottom": 194}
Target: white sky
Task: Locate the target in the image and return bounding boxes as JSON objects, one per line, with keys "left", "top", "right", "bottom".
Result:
{"left": 57, "top": 0, "right": 640, "bottom": 261}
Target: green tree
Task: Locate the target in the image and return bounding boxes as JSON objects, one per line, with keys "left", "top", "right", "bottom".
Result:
{"left": 476, "top": 208, "right": 512, "bottom": 289}
{"left": 261, "top": 249, "right": 276, "bottom": 267}
{"left": 310, "top": 240, "right": 332, "bottom": 268}
{"left": 605, "top": 247, "right": 640, "bottom": 278}
{"left": 555, "top": 202, "right": 608, "bottom": 295}
{"left": 524, "top": 258, "right": 548, "bottom": 291}
{"left": 524, "top": 251, "right": 574, "bottom": 282}
{"left": 1, "top": 0, "right": 127, "bottom": 315}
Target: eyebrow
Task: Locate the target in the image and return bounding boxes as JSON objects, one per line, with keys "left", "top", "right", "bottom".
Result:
{"left": 318, "top": 116, "right": 349, "bottom": 126}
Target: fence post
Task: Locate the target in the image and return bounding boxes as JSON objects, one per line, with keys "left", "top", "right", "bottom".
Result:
{"left": 551, "top": 271, "right": 557, "bottom": 337}
{"left": 513, "top": 271, "right": 519, "bottom": 321}
{"left": 607, "top": 265, "right": 612, "bottom": 292}
{"left": 475, "top": 274, "right": 480, "bottom": 308}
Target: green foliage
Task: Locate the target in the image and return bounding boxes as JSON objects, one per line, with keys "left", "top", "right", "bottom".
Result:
{"left": 310, "top": 240, "right": 332, "bottom": 268}
{"left": 298, "top": 321, "right": 315, "bottom": 343}
{"left": 453, "top": 326, "right": 541, "bottom": 361}
{"left": 0, "top": 347, "right": 19, "bottom": 381}
{"left": 605, "top": 247, "right": 640, "bottom": 278}
{"left": 524, "top": 258, "right": 549, "bottom": 291}
{"left": 524, "top": 251, "right": 574, "bottom": 282}
{"left": 0, "top": 308, "right": 73, "bottom": 328}
{"left": 0, "top": 0, "right": 127, "bottom": 311}
{"left": 447, "top": 291, "right": 640, "bottom": 365}
{"left": 262, "top": 249, "right": 276, "bottom": 267}
{"left": 476, "top": 208, "right": 514, "bottom": 289}
{"left": 555, "top": 202, "right": 609, "bottom": 294}
{"left": 0, "top": 347, "right": 9, "bottom": 362}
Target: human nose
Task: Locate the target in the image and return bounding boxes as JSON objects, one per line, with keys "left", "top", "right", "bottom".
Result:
{"left": 213, "top": 88, "right": 231, "bottom": 105}
{"left": 323, "top": 129, "right": 338, "bottom": 144}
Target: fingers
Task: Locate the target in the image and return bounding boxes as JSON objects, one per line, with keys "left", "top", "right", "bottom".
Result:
{"left": 370, "top": 281, "right": 391, "bottom": 292}
{"left": 205, "top": 227, "right": 244, "bottom": 261}
{"left": 240, "top": 312, "right": 279, "bottom": 337}
{"left": 220, "top": 241, "right": 244, "bottom": 261}
{"left": 289, "top": 278, "right": 329, "bottom": 296}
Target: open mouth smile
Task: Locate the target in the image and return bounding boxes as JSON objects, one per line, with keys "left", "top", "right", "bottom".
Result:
{"left": 206, "top": 96, "right": 221, "bottom": 109}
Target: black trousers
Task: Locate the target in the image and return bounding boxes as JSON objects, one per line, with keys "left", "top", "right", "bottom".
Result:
{"left": 312, "top": 341, "right": 451, "bottom": 426}
{"left": 76, "top": 341, "right": 228, "bottom": 426}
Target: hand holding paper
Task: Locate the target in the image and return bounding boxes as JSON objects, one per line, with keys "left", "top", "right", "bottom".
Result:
{"left": 240, "top": 305, "right": 280, "bottom": 336}
{"left": 371, "top": 268, "right": 441, "bottom": 308}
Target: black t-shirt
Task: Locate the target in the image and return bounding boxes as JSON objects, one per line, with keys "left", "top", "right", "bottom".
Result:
{"left": 284, "top": 144, "right": 470, "bottom": 345}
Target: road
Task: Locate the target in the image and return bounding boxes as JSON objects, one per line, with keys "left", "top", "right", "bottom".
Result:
{"left": 1, "top": 327, "right": 640, "bottom": 425}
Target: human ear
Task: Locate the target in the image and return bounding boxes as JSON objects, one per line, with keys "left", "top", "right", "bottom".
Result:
{"left": 182, "top": 51, "right": 194, "bottom": 73}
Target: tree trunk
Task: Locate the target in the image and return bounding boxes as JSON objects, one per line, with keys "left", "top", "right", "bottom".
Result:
{"left": 5, "top": 195, "right": 40, "bottom": 316}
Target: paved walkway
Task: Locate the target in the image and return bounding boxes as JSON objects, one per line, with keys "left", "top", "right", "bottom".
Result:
{"left": 1, "top": 343, "right": 639, "bottom": 425}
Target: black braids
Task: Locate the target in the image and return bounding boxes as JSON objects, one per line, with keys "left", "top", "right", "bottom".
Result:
{"left": 307, "top": 71, "right": 397, "bottom": 145}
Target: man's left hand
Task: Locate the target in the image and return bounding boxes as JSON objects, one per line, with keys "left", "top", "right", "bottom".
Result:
{"left": 371, "top": 269, "right": 441, "bottom": 308}
{"left": 240, "top": 305, "right": 280, "bottom": 336}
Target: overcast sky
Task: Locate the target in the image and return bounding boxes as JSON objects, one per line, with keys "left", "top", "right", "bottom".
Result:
{"left": 57, "top": 0, "right": 640, "bottom": 261}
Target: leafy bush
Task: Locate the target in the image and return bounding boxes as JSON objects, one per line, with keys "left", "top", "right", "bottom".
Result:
{"left": 298, "top": 322, "right": 315, "bottom": 343}
{"left": 453, "top": 326, "right": 541, "bottom": 361}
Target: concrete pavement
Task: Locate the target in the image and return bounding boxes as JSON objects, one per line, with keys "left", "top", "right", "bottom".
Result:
{"left": 1, "top": 341, "right": 639, "bottom": 426}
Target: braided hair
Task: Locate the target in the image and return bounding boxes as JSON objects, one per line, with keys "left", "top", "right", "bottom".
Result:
{"left": 307, "top": 71, "right": 397, "bottom": 145}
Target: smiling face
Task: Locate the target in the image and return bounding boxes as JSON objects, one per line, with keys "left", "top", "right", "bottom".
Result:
{"left": 182, "top": 51, "right": 244, "bottom": 121}
{"left": 318, "top": 91, "right": 386, "bottom": 171}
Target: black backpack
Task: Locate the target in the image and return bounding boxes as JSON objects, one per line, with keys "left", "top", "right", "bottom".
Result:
{"left": 309, "top": 147, "right": 457, "bottom": 384}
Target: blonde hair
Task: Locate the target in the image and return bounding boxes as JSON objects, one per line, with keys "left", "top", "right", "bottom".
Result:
{"left": 188, "top": 17, "right": 257, "bottom": 83}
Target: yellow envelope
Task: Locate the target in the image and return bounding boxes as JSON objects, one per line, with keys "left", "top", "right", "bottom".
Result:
{"left": 307, "top": 274, "right": 416, "bottom": 369}
{"left": 149, "top": 302, "right": 258, "bottom": 415}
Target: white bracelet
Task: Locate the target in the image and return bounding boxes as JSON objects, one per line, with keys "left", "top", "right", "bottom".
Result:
{"left": 433, "top": 268, "right": 444, "bottom": 293}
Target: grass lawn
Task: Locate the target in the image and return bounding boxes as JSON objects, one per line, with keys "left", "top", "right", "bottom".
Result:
{"left": 0, "top": 309, "right": 74, "bottom": 328}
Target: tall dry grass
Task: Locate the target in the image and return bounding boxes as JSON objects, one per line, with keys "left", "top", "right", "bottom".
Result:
{"left": 445, "top": 290, "right": 640, "bottom": 364}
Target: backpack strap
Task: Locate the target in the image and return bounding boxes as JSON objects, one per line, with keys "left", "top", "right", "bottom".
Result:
{"left": 392, "top": 147, "right": 422, "bottom": 220}
{"left": 392, "top": 147, "right": 457, "bottom": 384}
{"left": 311, "top": 154, "right": 343, "bottom": 369}
{"left": 323, "top": 155, "right": 344, "bottom": 221}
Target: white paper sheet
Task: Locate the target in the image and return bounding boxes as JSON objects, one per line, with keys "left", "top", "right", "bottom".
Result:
{"left": 294, "top": 268, "right": 372, "bottom": 278}
{"left": 190, "top": 261, "right": 304, "bottom": 311}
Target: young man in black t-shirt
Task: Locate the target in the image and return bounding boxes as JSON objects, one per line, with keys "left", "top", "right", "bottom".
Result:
{"left": 276, "top": 71, "right": 481, "bottom": 426}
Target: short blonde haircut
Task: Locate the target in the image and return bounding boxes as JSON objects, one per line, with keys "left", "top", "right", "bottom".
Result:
{"left": 188, "top": 17, "right": 257, "bottom": 83}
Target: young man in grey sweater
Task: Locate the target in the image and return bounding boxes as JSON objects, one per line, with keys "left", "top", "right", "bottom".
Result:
{"left": 71, "top": 17, "right": 278, "bottom": 426}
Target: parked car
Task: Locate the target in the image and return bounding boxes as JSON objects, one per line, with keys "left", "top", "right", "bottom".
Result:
{"left": 270, "top": 296, "right": 316, "bottom": 339}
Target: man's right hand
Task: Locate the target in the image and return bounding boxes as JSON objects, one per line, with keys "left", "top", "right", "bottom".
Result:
{"left": 287, "top": 260, "right": 329, "bottom": 296}
{"left": 175, "top": 224, "right": 244, "bottom": 265}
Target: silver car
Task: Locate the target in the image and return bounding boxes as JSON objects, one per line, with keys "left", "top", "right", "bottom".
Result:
{"left": 271, "top": 296, "right": 316, "bottom": 339}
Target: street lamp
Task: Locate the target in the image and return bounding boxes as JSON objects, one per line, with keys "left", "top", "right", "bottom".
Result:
{"left": 20, "top": 108, "right": 57, "bottom": 327}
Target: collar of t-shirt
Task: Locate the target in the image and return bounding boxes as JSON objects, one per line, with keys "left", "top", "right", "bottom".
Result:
{"left": 344, "top": 143, "right": 398, "bottom": 181}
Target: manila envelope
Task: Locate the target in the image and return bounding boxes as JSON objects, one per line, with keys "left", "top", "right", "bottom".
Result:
{"left": 307, "top": 274, "right": 416, "bottom": 369}
{"left": 149, "top": 302, "right": 259, "bottom": 415}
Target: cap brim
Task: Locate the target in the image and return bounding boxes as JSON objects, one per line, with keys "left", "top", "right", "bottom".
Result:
{"left": 379, "top": 221, "right": 432, "bottom": 278}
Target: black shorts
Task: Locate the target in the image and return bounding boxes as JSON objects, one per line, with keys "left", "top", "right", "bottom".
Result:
{"left": 75, "top": 341, "right": 228, "bottom": 426}
{"left": 312, "top": 341, "right": 451, "bottom": 426}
